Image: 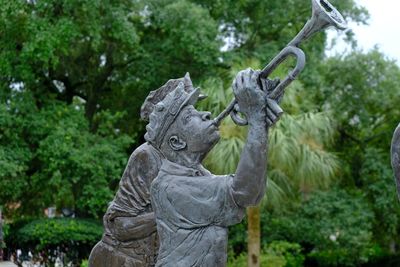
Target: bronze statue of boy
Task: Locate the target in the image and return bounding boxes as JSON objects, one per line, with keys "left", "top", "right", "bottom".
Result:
{"left": 89, "top": 69, "right": 282, "bottom": 266}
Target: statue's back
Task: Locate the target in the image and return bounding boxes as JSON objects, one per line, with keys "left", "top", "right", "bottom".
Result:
{"left": 89, "top": 143, "right": 162, "bottom": 267}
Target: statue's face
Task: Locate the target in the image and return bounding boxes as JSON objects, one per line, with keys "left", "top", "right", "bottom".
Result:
{"left": 176, "top": 105, "right": 220, "bottom": 154}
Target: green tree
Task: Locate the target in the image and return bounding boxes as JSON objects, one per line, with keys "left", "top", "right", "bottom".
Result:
{"left": 318, "top": 50, "right": 400, "bottom": 183}
{"left": 0, "top": 0, "right": 222, "bottom": 132}
{"left": 360, "top": 147, "right": 399, "bottom": 252}
{"left": 0, "top": 0, "right": 141, "bottom": 124}
{"left": 0, "top": 90, "right": 131, "bottom": 219}
{"left": 264, "top": 189, "right": 376, "bottom": 267}
{"left": 317, "top": 50, "right": 400, "bottom": 252}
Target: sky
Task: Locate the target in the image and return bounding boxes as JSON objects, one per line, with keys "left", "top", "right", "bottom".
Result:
{"left": 326, "top": 0, "right": 399, "bottom": 64}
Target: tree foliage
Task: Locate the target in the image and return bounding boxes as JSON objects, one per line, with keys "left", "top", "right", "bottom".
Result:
{"left": 0, "top": 0, "right": 222, "bottom": 133}
{"left": 14, "top": 218, "right": 102, "bottom": 249}
{"left": 319, "top": 50, "right": 400, "bottom": 159}
{"left": 264, "top": 189, "right": 376, "bottom": 266}
{"left": 228, "top": 240, "right": 304, "bottom": 267}
{"left": 317, "top": 50, "right": 400, "bottom": 251}
{"left": 0, "top": 90, "right": 131, "bottom": 218}
{"left": 360, "top": 147, "right": 399, "bottom": 248}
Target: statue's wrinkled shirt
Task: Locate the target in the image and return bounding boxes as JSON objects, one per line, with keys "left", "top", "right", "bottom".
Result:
{"left": 151, "top": 159, "right": 245, "bottom": 267}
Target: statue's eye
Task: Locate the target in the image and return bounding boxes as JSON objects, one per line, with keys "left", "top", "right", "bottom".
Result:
{"left": 182, "top": 112, "right": 192, "bottom": 125}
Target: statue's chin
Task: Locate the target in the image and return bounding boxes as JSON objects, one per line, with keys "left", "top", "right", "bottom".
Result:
{"left": 193, "top": 132, "right": 221, "bottom": 161}
{"left": 204, "top": 134, "right": 220, "bottom": 155}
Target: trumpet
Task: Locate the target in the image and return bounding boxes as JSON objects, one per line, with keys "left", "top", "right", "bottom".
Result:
{"left": 214, "top": 0, "right": 347, "bottom": 126}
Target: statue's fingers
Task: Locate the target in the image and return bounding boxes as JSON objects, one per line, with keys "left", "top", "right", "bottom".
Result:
{"left": 258, "top": 77, "right": 266, "bottom": 91}
{"left": 267, "top": 107, "right": 277, "bottom": 123}
{"left": 273, "top": 78, "right": 280, "bottom": 88}
{"left": 250, "top": 70, "right": 260, "bottom": 89}
{"left": 233, "top": 103, "right": 241, "bottom": 113}
{"left": 234, "top": 71, "right": 245, "bottom": 92}
{"left": 232, "top": 78, "right": 238, "bottom": 93}
{"left": 267, "top": 98, "right": 283, "bottom": 117}
{"left": 266, "top": 117, "right": 274, "bottom": 127}
{"left": 243, "top": 68, "right": 253, "bottom": 89}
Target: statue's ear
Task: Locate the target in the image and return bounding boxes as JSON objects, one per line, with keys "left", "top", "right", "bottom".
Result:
{"left": 169, "top": 135, "right": 186, "bottom": 151}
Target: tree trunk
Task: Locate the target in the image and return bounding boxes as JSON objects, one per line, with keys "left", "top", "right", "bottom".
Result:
{"left": 390, "top": 239, "right": 396, "bottom": 254}
{"left": 247, "top": 206, "right": 260, "bottom": 267}
{"left": 85, "top": 89, "right": 99, "bottom": 131}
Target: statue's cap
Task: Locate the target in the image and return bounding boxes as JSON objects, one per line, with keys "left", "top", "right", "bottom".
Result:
{"left": 140, "top": 73, "right": 206, "bottom": 122}
{"left": 143, "top": 74, "right": 205, "bottom": 148}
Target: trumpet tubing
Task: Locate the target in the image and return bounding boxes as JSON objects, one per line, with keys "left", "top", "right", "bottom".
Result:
{"left": 265, "top": 0, "right": 347, "bottom": 99}
{"left": 218, "top": 0, "right": 347, "bottom": 126}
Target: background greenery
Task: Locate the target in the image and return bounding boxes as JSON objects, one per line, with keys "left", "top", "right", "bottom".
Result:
{"left": 1, "top": 0, "right": 399, "bottom": 266}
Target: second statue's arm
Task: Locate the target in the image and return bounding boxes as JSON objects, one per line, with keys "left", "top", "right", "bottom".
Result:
{"left": 112, "top": 212, "right": 157, "bottom": 241}
{"left": 391, "top": 123, "right": 400, "bottom": 201}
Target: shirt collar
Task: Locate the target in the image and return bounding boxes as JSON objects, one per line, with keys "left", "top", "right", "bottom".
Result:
{"left": 160, "top": 159, "right": 210, "bottom": 177}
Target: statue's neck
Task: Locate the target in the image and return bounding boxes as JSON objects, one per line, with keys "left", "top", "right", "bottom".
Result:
{"left": 172, "top": 151, "right": 205, "bottom": 170}
{"left": 160, "top": 142, "right": 212, "bottom": 170}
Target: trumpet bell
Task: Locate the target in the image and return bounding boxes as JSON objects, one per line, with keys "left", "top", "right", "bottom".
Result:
{"left": 288, "top": 0, "right": 347, "bottom": 47}
{"left": 313, "top": 0, "right": 347, "bottom": 30}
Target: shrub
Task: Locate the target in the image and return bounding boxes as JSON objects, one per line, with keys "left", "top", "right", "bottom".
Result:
{"left": 228, "top": 241, "right": 304, "bottom": 267}
{"left": 6, "top": 218, "right": 102, "bottom": 265}
{"left": 265, "top": 241, "right": 304, "bottom": 267}
{"left": 80, "top": 259, "right": 89, "bottom": 267}
{"left": 16, "top": 218, "right": 102, "bottom": 249}
{"left": 263, "top": 189, "right": 376, "bottom": 266}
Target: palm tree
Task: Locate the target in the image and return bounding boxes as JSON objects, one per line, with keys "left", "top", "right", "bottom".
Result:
{"left": 198, "top": 62, "right": 338, "bottom": 267}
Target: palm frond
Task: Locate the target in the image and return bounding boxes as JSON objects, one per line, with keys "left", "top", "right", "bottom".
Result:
{"left": 261, "top": 177, "right": 286, "bottom": 208}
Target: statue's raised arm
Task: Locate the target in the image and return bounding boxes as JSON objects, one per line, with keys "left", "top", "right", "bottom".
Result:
{"left": 230, "top": 69, "right": 282, "bottom": 207}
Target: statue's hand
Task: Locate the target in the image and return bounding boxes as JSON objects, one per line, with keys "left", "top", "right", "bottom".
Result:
{"left": 232, "top": 68, "right": 266, "bottom": 124}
